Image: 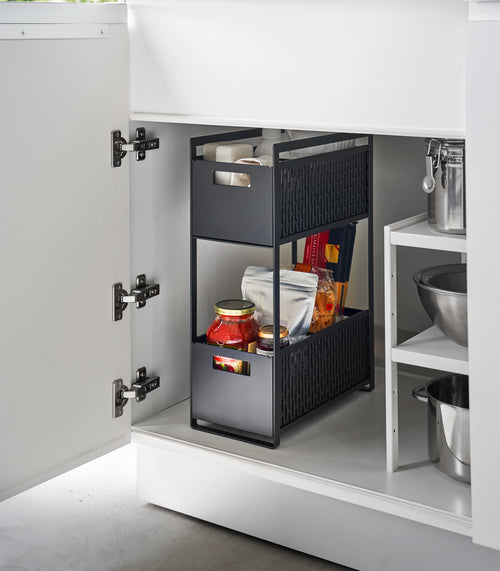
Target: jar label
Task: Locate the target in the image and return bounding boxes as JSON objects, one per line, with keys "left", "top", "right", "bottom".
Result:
{"left": 208, "top": 341, "right": 256, "bottom": 353}
{"left": 212, "top": 355, "right": 250, "bottom": 376}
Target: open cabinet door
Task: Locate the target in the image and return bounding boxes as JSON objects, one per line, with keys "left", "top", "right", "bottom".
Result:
{"left": 0, "top": 4, "right": 131, "bottom": 500}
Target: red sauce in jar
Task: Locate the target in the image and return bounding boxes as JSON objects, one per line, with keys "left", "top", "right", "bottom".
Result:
{"left": 206, "top": 299, "right": 259, "bottom": 353}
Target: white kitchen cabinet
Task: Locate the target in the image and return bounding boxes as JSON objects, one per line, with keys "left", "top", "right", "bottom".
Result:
{"left": 2, "top": 2, "right": 500, "bottom": 570}
{"left": 127, "top": 0, "right": 467, "bottom": 138}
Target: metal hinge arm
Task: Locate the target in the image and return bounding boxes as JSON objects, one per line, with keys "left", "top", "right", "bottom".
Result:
{"left": 112, "top": 127, "right": 160, "bottom": 168}
{"left": 123, "top": 369, "right": 160, "bottom": 402}
{"left": 120, "top": 139, "right": 160, "bottom": 153}
{"left": 113, "top": 367, "right": 160, "bottom": 418}
{"left": 113, "top": 274, "right": 160, "bottom": 321}
{"left": 121, "top": 293, "right": 138, "bottom": 304}
{"left": 125, "top": 280, "right": 160, "bottom": 306}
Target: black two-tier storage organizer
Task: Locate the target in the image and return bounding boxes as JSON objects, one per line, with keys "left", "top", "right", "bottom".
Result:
{"left": 190, "top": 129, "right": 374, "bottom": 447}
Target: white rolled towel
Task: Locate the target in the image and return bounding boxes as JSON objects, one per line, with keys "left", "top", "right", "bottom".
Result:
{"left": 214, "top": 143, "right": 254, "bottom": 185}
{"left": 229, "top": 155, "right": 273, "bottom": 187}
{"left": 203, "top": 142, "right": 226, "bottom": 161}
{"left": 202, "top": 141, "right": 254, "bottom": 162}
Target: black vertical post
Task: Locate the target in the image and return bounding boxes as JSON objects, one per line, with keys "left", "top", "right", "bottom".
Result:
{"left": 191, "top": 239, "right": 197, "bottom": 343}
{"left": 368, "top": 135, "right": 375, "bottom": 390}
{"left": 272, "top": 144, "right": 281, "bottom": 447}
{"left": 291, "top": 241, "right": 298, "bottom": 265}
{"left": 190, "top": 139, "right": 198, "bottom": 344}
{"left": 190, "top": 141, "right": 197, "bottom": 427}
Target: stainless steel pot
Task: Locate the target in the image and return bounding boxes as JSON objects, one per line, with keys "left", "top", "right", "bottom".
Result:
{"left": 422, "top": 138, "right": 466, "bottom": 234}
{"left": 413, "top": 374, "right": 470, "bottom": 484}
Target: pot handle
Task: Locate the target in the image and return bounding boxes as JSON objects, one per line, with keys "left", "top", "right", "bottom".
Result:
{"left": 412, "top": 385, "right": 428, "bottom": 403}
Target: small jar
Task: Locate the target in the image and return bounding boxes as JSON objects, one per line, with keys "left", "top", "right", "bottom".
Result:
{"left": 256, "top": 325, "right": 290, "bottom": 356}
{"left": 206, "top": 299, "right": 259, "bottom": 353}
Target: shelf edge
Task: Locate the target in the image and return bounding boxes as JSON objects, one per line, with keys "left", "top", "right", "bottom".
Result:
{"left": 391, "top": 234, "right": 467, "bottom": 253}
{"left": 129, "top": 113, "right": 466, "bottom": 139}
{"left": 386, "top": 212, "right": 428, "bottom": 233}
{"left": 392, "top": 348, "right": 469, "bottom": 374}
{"left": 387, "top": 214, "right": 467, "bottom": 252}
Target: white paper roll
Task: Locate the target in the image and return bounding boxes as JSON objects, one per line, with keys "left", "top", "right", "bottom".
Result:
{"left": 215, "top": 143, "right": 254, "bottom": 185}
{"left": 229, "top": 155, "right": 273, "bottom": 187}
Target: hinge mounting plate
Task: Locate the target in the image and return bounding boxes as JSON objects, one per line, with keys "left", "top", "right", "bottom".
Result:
{"left": 111, "top": 127, "right": 160, "bottom": 168}
{"left": 113, "top": 273, "right": 160, "bottom": 321}
{"left": 113, "top": 367, "right": 160, "bottom": 418}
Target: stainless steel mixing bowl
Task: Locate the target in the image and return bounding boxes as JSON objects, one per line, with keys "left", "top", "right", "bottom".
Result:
{"left": 413, "top": 263, "right": 467, "bottom": 346}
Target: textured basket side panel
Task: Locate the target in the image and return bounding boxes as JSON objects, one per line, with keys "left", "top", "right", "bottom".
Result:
{"left": 280, "top": 147, "right": 369, "bottom": 239}
{"left": 281, "top": 314, "right": 371, "bottom": 427}
{"left": 192, "top": 343, "right": 275, "bottom": 437}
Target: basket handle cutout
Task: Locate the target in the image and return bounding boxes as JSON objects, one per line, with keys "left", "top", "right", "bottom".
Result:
{"left": 213, "top": 171, "right": 252, "bottom": 188}
{"left": 212, "top": 355, "right": 251, "bottom": 376}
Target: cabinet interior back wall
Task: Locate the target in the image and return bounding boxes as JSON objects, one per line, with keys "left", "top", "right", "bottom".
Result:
{"left": 130, "top": 124, "right": 461, "bottom": 422}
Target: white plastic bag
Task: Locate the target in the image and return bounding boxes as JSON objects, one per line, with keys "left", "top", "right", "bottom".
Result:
{"left": 241, "top": 266, "right": 318, "bottom": 344}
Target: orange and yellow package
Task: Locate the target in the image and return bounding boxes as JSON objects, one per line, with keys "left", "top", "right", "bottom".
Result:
{"left": 293, "top": 264, "right": 337, "bottom": 333}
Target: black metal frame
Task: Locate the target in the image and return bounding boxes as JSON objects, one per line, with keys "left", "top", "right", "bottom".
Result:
{"left": 190, "top": 129, "right": 374, "bottom": 448}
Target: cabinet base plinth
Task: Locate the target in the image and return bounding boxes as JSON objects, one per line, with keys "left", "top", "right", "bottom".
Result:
{"left": 134, "top": 436, "right": 500, "bottom": 571}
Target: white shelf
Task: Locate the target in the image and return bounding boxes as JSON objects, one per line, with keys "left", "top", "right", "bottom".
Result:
{"left": 133, "top": 370, "right": 472, "bottom": 537}
{"left": 389, "top": 213, "right": 467, "bottom": 252}
{"left": 392, "top": 327, "right": 469, "bottom": 374}
{"left": 384, "top": 212, "right": 469, "bottom": 473}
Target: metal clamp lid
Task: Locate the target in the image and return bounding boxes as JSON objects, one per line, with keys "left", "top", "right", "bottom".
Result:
{"left": 258, "top": 325, "right": 289, "bottom": 339}
{"left": 214, "top": 299, "right": 256, "bottom": 316}
{"left": 422, "top": 139, "right": 441, "bottom": 193}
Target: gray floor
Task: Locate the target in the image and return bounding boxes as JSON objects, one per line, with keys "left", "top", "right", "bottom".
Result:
{"left": 0, "top": 445, "right": 352, "bottom": 571}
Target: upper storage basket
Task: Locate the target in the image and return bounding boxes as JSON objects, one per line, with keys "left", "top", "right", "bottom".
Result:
{"left": 191, "top": 129, "right": 370, "bottom": 246}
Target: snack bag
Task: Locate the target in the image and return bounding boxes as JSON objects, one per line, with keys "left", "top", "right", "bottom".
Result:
{"left": 241, "top": 266, "right": 318, "bottom": 344}
{"left": 303, "top": 223, "right": 357, "bottom": 315}
{"left": 294, "top": 264, "right": 337, "bottom": 333}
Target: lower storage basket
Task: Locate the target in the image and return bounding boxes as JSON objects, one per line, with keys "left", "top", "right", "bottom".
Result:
{"left": 191, "top": 309, "right": 371, "bottom": 447}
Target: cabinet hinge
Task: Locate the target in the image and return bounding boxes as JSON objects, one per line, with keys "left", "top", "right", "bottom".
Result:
{"left": 111, "top": 127, "right": 160, "bottom": 168}
{"left": 113, "top": 367, "right": 160, "bottom": 418}
{"left": 113, "top": 273, "right": 160, "bottom": 321}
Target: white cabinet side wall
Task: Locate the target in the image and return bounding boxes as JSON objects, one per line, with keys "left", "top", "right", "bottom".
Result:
{"left": 466, "top": 20, "right": 500, "bottom": 551}
{"left": 130, "top": 124, "right": 281, "bottom": 422}
{"left": 128, "top": 0, "right": 466, "bottom": 137}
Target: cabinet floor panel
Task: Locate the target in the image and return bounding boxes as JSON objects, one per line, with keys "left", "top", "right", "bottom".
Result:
{"left": 132, "top": 369, "right": 471, "bottom": 534}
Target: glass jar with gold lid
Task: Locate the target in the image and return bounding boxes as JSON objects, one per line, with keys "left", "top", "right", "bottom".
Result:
{"left": 256, "top": 325, "right": 290, "bottom": 356}
{"left": 206, "top": 299, "right": 259, "bottom": 353}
